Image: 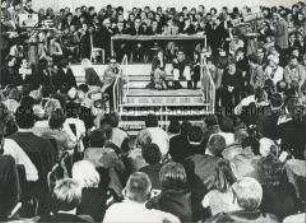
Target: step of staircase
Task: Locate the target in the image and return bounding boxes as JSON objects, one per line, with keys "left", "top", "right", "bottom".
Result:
{"left": 125, "top": 81, "right": 201, "bottom": 89}
{"left": 121, "top": 89, "right": 208, "bottom": 108}
{"left": 125, "top": 89, "right": 203, "bottom": 97}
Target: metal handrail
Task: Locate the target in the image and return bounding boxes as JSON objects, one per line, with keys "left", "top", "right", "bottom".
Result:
{"left": 112, "top": 55, "right": 129, "bottom": 112}
{"left": 121, "top": 54, "right": 129, "bottom": 101}
{"left": 200, "top": 64, "right": 216, "bottom": 114}
{"left": 112, "top": 70, "right": 122, "bottom": 112}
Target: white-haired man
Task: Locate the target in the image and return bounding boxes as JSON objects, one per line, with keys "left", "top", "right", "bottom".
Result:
{"left": 103, "top": 172, "right": 180, "bottom": 223}
{"left": 206, "top": 177, "right": 279, "bottom": 222}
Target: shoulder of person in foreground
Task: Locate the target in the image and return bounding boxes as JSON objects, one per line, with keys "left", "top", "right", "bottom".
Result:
{"left": 283, "top": 213, "right": 306, "bottom": 223}
{"left": 204, "top": 211, "right": 280, "bottom": 223}
{"left": 149, "top": 208, "right": 181, "bottom": 223}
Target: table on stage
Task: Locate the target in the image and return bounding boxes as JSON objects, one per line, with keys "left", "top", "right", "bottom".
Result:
{"left": 111, "top": 34, "right": 207, "bottom": 56}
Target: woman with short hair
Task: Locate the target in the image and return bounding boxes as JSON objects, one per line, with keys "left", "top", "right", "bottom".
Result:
{"left": 146, "top": 162, "right": 192, "bottom": 222}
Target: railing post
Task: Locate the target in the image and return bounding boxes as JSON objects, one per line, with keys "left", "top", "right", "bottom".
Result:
{"left": 200, "top": 64, "right": 216, "bottom": 114}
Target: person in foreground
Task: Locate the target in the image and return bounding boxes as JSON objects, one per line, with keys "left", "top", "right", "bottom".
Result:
{"left": 39, "top": 178, "right": 92, "bottom": 222}
{"left": 103, "top": 172, "right": 180, "bottom": 223}
{"left": 205, "top": 177, "right": 280, "bottom": 223}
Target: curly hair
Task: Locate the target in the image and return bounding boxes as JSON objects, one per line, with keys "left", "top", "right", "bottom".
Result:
{"left": 141, "top": 143, "right": 161, "bottom": 165}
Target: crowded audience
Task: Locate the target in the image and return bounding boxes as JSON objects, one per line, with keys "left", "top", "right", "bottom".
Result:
{"left": 0, "top": 0, "right": 306, "bottom": 222}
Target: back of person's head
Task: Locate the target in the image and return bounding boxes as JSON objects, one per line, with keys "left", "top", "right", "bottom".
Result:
{"left": 145, "top": 114, "right": 158, "bottom": 127}
{"left": 89, "top": 129, "right": 105, "bottom": 147}
{"left": 188, "top": 125, "right": 203, "bottom": 143}
{"left": 136, "top": 129, "right": 152, "bottom": 149}
{"left": 208, "top": 135, "right": 226, "bottom": 157}
{"left": 100, "top": 112, "right": 119, "bottom": 127}
{"left": 205, "top": 115, "right": 219, "bottom": 127}
{"left": 232, "top": 177, "right": 263, "bottom": 211}
{"left": 181, "top": 120, "right": 192, "bottom": 136}
{"left": 72, "top": 160, "right": 100, "bottom": 188}
{"left": 141, "top": 143, "right": 161, "bottom": 165}
{"left": 15, "top": 106, "right": 35, "bottom": 129}
{"left": 78, "top": 84, "right": 89, "bottom": 93}
{"left": 20, "top": 95, "right": 35, "bottom": 108}
{"left": 167, "top": 119, "right": 181, "bottom": 134}
{"left": 124, "top": 172, "right": 152, "bottom": 203}
{"left": 52, "top": 178, "right": 82, "bottom": 211}
{"left": 49, "top": 109, "right": 66, "bottom": 130}
{"left": 100, "top": 124, "right": 113, "bottom": 140}
{"left": 220, "top": 117, "right": 234, "bottom": 133}
{"left": 159, "top": 162, "right": 187, "bottom": 190}
{"left": 257, "top": 154, "right": 285, "bottom": 188}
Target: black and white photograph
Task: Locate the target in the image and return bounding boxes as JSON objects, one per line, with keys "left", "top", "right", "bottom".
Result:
{"left": 0, "top": 0, "right": 306, "bottom": 222}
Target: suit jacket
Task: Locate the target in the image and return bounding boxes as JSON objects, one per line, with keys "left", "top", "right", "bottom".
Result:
{"left": 146, "top": 189, "right": 193, "bottom": 222}
{"left": 52, "top": 68, "right": 76, "bottom": 93}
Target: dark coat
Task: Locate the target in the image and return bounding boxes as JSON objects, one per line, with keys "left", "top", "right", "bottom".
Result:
{"left": 52, "top": 68, "right": 76, "bottom": 94}
{"left": 77, "top": 187, "right": 108, "bottom": 222}
{"left": 146, "top": 189, "right": 193, "bottom": 222}
{"left": 139, "top": 163, "right": 162, "bottom": 190}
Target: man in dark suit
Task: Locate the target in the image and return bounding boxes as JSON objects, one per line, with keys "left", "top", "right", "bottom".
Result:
{"left": 98, "top": 18, "right": 113, "bottom": 60}
{"left": 52, "top": 59, "right": 76, "bottom": 94}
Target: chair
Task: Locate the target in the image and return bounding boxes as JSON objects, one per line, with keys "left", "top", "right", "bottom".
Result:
{"left": 90, "top": 33, "right": 105, "bottom": 64}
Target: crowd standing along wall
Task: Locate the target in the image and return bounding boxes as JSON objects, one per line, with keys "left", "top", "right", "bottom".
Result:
{"left": 32, "top": 0, "right": 298, "bottom": 12}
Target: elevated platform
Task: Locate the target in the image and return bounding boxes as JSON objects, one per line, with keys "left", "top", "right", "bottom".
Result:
{"left": 71, "top": 63, "right": 215, "bottom": 134}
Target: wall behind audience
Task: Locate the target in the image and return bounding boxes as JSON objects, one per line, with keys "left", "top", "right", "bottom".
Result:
{"left": 32, "top": 0, "right": 298, "bottom": 12}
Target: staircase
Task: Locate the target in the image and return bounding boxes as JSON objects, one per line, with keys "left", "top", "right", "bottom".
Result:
{"left": 118, "top": 63, "right": 215, "bottom": 135}
{"left": 71, "top": 61, "right": 216, "bottom": 135}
